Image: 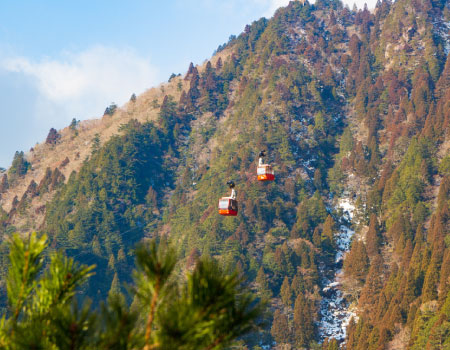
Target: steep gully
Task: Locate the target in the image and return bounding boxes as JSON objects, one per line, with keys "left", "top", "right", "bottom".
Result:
{"left": 318, "top": 195, "right": 358, "bottom": 342}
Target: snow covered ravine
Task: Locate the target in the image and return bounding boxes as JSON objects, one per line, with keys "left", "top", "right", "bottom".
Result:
{"left": 318, "top": 197, "right": 358, "bottom": 343}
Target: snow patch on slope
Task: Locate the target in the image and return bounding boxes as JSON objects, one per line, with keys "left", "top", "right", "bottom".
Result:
{"left": 433, "top": 17, "right": 450, "bottom": 55}
{"left": 318, "top": 197, "right": 358, "bottom": 343}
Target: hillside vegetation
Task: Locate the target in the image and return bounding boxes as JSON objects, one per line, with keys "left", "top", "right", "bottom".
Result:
{"left": 0, "top": 0, "right": 449, "bottom": 348}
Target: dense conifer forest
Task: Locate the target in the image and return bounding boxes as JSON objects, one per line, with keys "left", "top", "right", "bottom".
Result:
{"left": 0, "top": 0, "right": 449, "bottom": 348}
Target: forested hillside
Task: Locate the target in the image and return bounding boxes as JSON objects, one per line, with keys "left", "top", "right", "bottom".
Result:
{"left": 0, "top": 0, "right": 449, "bottom": 348}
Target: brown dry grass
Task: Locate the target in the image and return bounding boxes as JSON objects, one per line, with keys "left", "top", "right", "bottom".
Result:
{"left": 0, "top": 76, "right": 185, "bottom": 217}
{"left": 0, "top": 47, "right": 237, "bottom": 232}
{"left": 387, "top": 326, "right": 411, "bottom": 350}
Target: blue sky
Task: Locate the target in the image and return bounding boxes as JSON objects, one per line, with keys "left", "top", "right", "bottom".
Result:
{"left": 0, "top": 0, "right": 376, "bottom": 168}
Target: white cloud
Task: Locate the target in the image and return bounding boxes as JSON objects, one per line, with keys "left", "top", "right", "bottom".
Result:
{"left": 264, "top": 0, "right": 291, "bottom": 16}
{"left": 1, "top": 46, "right": 159, "bottom": 123}
{"left": 248, "top": 0, "right": 290, "bottom": 17}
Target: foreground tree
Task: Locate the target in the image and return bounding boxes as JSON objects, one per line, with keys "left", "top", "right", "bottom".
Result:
{"left": 0, "top": 233, "right": 263, "bottom": 349}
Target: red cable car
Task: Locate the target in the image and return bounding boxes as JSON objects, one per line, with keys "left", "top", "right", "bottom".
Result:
{"left": 257, "top": 150, "right": 275, "bottom": 181}
{"left": 257, "top": 164, "right": 275, "bottom": 181}
{"left": 218, "top": 197, "right": 238, "bottom": 216}
{"left": 219, "top": 181, "right": 238, "bottom": 216}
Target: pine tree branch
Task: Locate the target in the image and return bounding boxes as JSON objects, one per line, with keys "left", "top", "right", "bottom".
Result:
{"left": 144, "top": 273, "right": 161, "bottom": 350}
{"left": 12, "top": 250, "right": 30, "bottom": 324}
{"left": 202, "top": 333, "right": 227, "bottom": 350}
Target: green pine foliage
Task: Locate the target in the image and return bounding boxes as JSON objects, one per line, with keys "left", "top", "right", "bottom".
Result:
{"left": 383, "top": 137, "right": 435, "bottom": 230}
{"left": 0, "top": 233, "right": 262, "bottom": 349}
{"left": 43, "top": 120, "right": 175, "bottom": 303}
{"left": 1, "top": 0, "right": 449, "bottom": 347}
{"left": 8, "top": 152, "right": 30, "bottom": 184}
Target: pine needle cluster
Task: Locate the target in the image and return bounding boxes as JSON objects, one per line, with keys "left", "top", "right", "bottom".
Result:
{"left": 0, "top": 233, "right": 263, "bottom": 349}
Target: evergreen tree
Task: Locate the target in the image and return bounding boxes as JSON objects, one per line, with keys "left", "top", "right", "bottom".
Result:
{"left": 45, "top": 128, "right": 61, "bottom": 145}
{"left": 314, "top": 168, "right": 324, "bottom": 191}
{"left": 313, "top": 226, "right": 322, "bottom": 247}
{"left": 271, "top": 309, "right": 290, "bottom": 344}
{"left": 69, "top": 118, "right": 79, "bottom": 133}
{"left": 104, "top": 103, "right": 117, "bottom": 116}
{"left": 2, "top": 3, "right": 449, "bottom": 348}
{"left": 109, "top": 272, "right": 120, "bottom": 296}
{"left": 359, "top": 254, "right": 384, "bottom": 309}
{"left": 293, "top": 293, "right": 314, "bottom": 347}
{"left": 322, "top": 215, "right": 335, "bottom": 241}
{"left": 216, "top": 57, "right": 223, "bottom": 70}
{"left": 91, "top": 134, "right": 101, "bottom": 153}
{"left": 344, "top": 239, "right": 370, "bottom": 282}
{"left": 0, "top": 174, "right": 8, "bottom": 193}
{"left": 422, "top": 254, "right": 440, "bottom": 302}
{"left": 0, "top": 234, "right": 263, "bottom": 349}
{"left": 8, "top": 151, "right": 29, "bottom": 180}
{"left": 291, "top": 272, "right": 305, "bottom": 297}
{"left": 256, "top": 267, "right": 272, "bottom": 300}
{"left": 280, "top": 276, "right": 292, "bottom": 307}
{"left": 366, "top": 213, "right": 382, "bottom": 256}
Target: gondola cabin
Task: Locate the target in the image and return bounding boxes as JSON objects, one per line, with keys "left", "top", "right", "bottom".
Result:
{"left": 257, "top": 164, "right": 275, "bottom": 181}
{"left": 218, "top": 197, "right": 238, "bottom": 216}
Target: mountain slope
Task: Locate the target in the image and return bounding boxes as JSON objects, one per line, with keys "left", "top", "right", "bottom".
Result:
{"left": 0, "top": 0, "right": 449, "bottom": 348}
